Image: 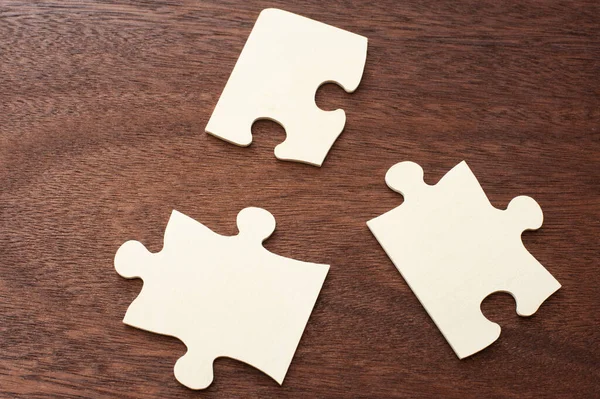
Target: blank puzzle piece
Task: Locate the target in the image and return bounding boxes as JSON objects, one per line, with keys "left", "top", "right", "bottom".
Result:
{"left": 367, "top": 161, "right": 560, "bottom": 359}
{"left": 206, "top": 8, "right": 368, "bottom": 166}
{"left": 115, "top": 207, "right": 329, "bottom": 389}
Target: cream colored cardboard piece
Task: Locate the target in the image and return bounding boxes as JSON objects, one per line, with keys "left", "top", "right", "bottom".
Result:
{"left": 367, "top": 161, "right": 561, "bottom": 359}
{"left": 115, "top": 207, "right": 329, "bottom": 389}
{"left": 205, "top": 8, "right": 368, "bottom": 166}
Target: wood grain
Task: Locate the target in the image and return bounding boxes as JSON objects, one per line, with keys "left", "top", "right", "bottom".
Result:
{"left": 1, "top": 1, "right": 598, "bottom": 397}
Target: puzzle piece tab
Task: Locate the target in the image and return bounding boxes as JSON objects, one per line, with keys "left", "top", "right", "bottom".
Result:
{"left": 115, "top": 207, "right": 329, "bottom": 389}
{"left": 205, "top": 8, "right": 368, "bottom": 166}
{"left": 367, "top": 161, "right": 560, "bottom": 359}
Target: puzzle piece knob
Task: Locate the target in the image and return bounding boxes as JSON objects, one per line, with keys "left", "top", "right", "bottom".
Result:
{"left": 273, "top": 108, "right": 346, "bottom": 166}
{"left": 236, "top": 207, "right": 276, "bottom": 243}
{"left": 506, "top": 195, "right": 543, "bottom": 231}
{"left": 115, "top": 240, "right": 151, "bottom": 279}
{"left": 174, "top": 351, "right": 214, "bottom": 390}
{"left": 385, "top": 161, "right": 426, "bottom": 197}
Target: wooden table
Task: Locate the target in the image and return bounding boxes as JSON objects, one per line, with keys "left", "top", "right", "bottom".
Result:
{"left": 1, "top": 1, "right": 598, "bottom": 397}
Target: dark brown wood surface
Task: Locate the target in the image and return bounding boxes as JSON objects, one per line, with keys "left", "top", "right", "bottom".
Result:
{"left": 1, "top": 1, "right": 599, "bottom": 398}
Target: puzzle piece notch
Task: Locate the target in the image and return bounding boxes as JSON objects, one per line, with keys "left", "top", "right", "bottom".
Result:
{"left": 369, "top": 161, "right": 561, "bottom": 359}
{"left": 115, "top": 208, "right": 329, "bottom": 389}
{"left": 206, "top": 8, "right": 368, "bottom": 166}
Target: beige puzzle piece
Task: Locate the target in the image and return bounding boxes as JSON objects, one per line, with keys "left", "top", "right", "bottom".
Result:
{"left": 367, "top": 161, "right": 560, "bottom": 359}
{"left": 206, "top": 8, "right": 368, "bottom": 166}
{"left": 115, "top": 207, "right": 329, "bottom": 389}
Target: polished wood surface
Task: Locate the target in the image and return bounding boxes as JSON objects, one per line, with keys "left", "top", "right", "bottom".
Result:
{"left": 1, "top": 1, "right": 598, "bottom": 397}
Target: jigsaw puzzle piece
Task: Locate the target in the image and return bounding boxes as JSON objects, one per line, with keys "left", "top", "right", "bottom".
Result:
{"left": 115, "top": 207, "right": 329, "bottom": 389}
{"left": 368, "top": 161, "right": 560, "bottom": 359}
{"left": 205, "top": 8, "right": 368, "bottom": 166}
